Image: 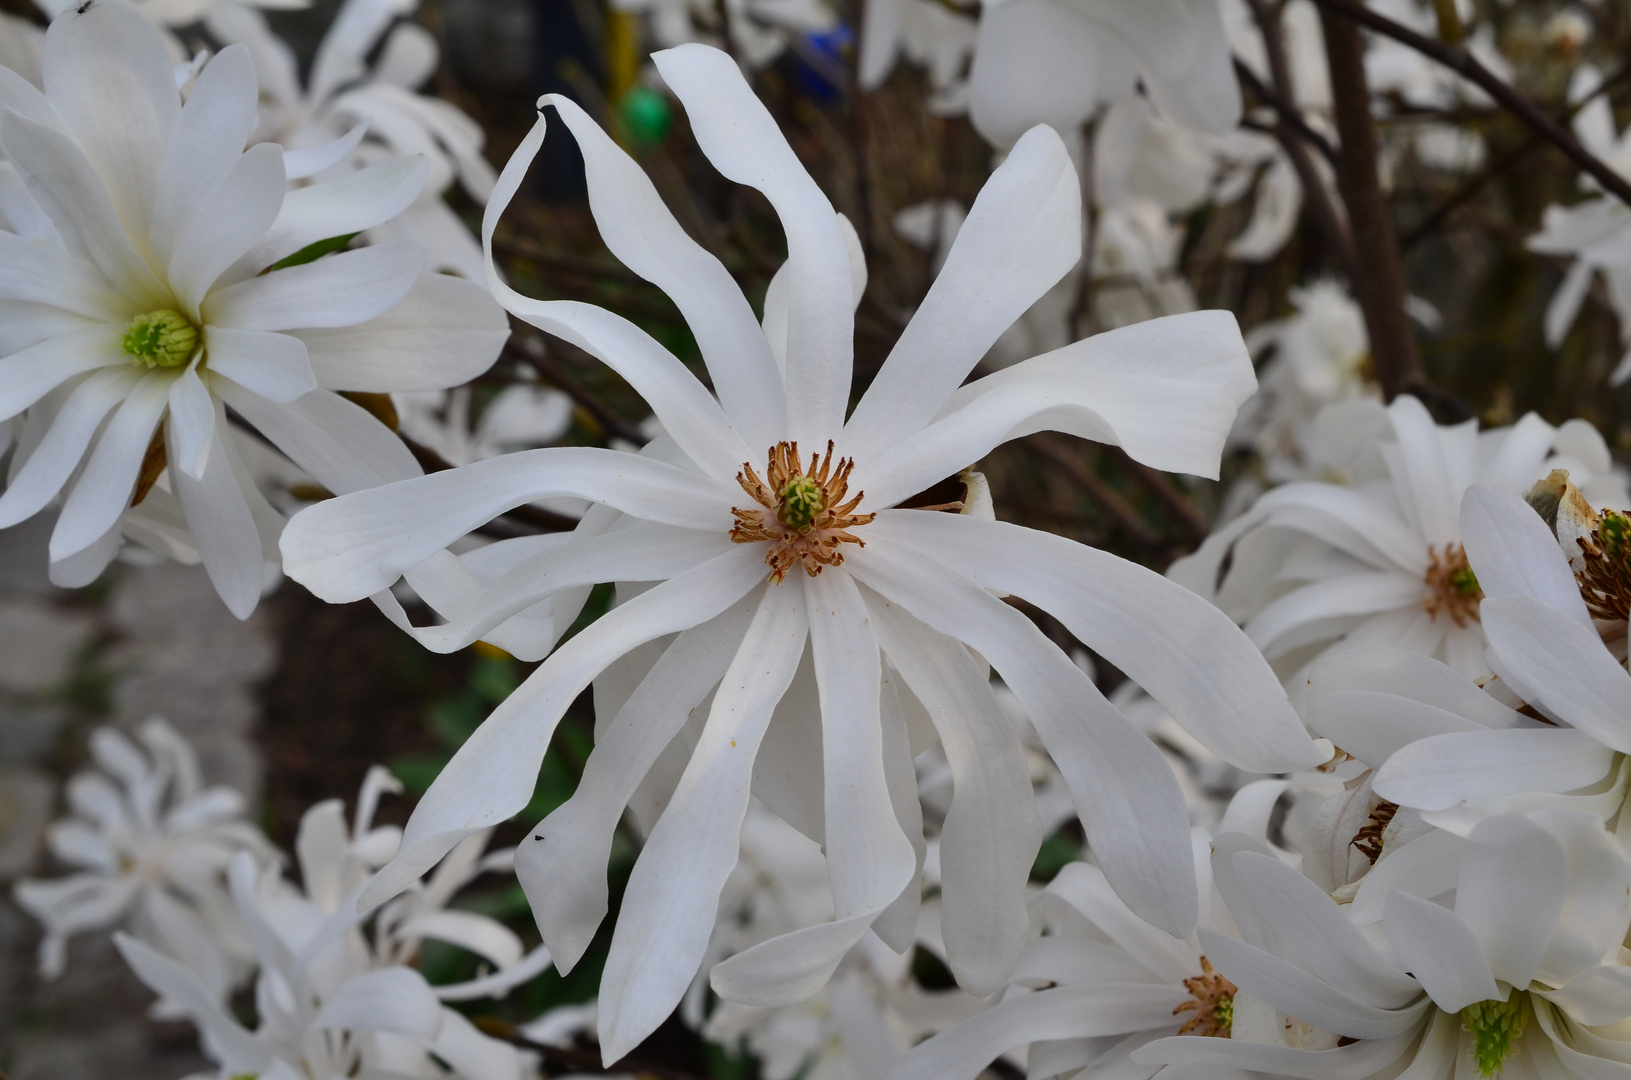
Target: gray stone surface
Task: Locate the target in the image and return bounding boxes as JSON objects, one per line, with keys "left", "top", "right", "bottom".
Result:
{"left": 0, "top": 560, "right": 276, "bottom": 1080}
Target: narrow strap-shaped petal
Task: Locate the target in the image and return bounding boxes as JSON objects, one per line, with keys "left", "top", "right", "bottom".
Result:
{"left": 1455, "top": 813, "right": 1566, "bottom": 989}
{"left": 280, "top": 446, "right": 737, "bottom": 602}
{"left": 846, "top": 537, "right": 1198, "bottom": 936}
{"left": 867, "top": 512, "right": 1324, "bottom": 773}
{"left": 166, "top": 363, "right": 216, "bottom": 479}
{"left": 480, "top": 112, "right": 748, "bottom": 478}
{"left": 51, "top": 371, "right": 169, "bottom": 560}
{"left": 41, "top": 1, "right": 178, "bottom": 245}
{"left": 217, "top": 380, "right": 417, "bottom": 498}
{"left": 0, "top": 230, "right": 131, "bottom": 320}
{"left": 312, "top": 968, "right": 444, "bottom": 1039}
{"left": 0, "top": 366, "right": 137, "bottom": 528}
{"left": 358, "top": 547, "right": 767, "bottom": 911}
{"left": 150, "top": 43, "right": 261, "bottom": 271}
{"left": 203, "top": 326, "right": 317, "bottom": 403}
{"left": 597, "top": 580, "right": 806, "bottom": 1063}
{"left": 652, "top": 45, "right": 853, "bottom": 445}
{"left": 1041, "top": 862, "right": 1198, "bottom": 984}
{"left": 516, "top": 597, "right": 757, "bottom": 973}
{"left": 1245, "top": 572, "right": 1423, "bottom": 658}
{"left": 892, "top": 984, "right": 1186, "bottom": 1080}
{"left": 1131, "top": 1026, "right": 1427, "bottom": 1080}
{"left": 202, "top": 239, "right": 426, "bottom": 332}
{"left": 1373, "top": 728, "right": 1613, "bottom": 812}
{"left": 541, "top": 94, "right": 784, "bottom": 449}
{"left": 1461, "top": 483, "right": 1593, "bottom": 626}
{"left": 112, "top": 933, "right": 270, "bottom": 1072}
{"left": 0, "top": 324, "right": 124, "bottom": 420}
{"left": 1481, "top": 595, "right": 1631, "bottom": 751}
{"left": 170, "top": 413, "right": 264, "bottom": 619}
{"left": 0, "top": 109, "right": 169, "bottom": 309}
{"left": 1384, "top": 395, "right": 1462, "bottom": 544}
{"left": 869, "top": 596, "right": 1039, "bottom": 995}
{"left": 1383, "top": 891, "right": 1498, "bottom": 1013}
{"left": 845, "top": 124, "right": 1080, "bottom": 461}
{"left": 168, "top": 142, "right": 286, "bottom": 319}
{"left": 1306, "top": 689, "right": 1487, "bottom": 770}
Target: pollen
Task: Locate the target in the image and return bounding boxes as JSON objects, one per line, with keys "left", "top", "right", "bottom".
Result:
{"left": 1462, "top": 991, "right": 1527, "bottom": 1077}
{"left": 1174, "top": 956, "right": 1237, "bottom": 1038}
{"left": 1422, "top": 543, "right": 1483, "bottom": 627}
{"left": 731, "top": 440, "right": 875, "bottom": 584}
{"left": 122, "top": 310, "right": 198, "bottom": 369}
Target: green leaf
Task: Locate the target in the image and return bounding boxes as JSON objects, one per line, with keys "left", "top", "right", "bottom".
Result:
{"left": 268, "top": 232, "right": 359, "bottom": 271}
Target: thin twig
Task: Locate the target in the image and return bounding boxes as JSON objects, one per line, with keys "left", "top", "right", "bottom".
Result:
{"left": 1106, "top": 447, "right": 1212, "bottom": 545}
{"left": 1030, "top": 439, "right": 1165, "bottom": 547}
{"left": 1231, "top": 57, "right": 1338, "bottom": 167}
{"left": 1304, "top": 0, "right": 1631, "bottom": 209}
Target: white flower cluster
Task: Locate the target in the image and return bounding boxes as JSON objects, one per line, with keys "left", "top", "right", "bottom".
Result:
{"left": 9, "top": 2, "right": 1631, "bottom": 1080}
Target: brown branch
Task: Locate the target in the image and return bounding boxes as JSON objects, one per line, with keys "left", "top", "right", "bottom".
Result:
{"left": 1231, "top": 57, "right": 1337, "bottom": 167}
{"left": 1305, "top": 0, "right": 1631, "bottom": 210}
{"left": 1316, "top": 4, "right": 1426, "bottom": 401}
{"left": 1106, "top": 447, "right": 1212, "bottom": 545}
{"left": 1029, "top": 439, "right": 1164, "bottom": 547}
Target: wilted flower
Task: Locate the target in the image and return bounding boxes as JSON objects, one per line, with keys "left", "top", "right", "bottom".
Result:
{"left": 282, "top": 42, "right": 1320, "bottom": 1062}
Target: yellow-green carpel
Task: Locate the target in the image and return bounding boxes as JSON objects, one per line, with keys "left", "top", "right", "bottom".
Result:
{"left": 777, "top": 474, "right": 826, "bottom": 530}
{"left": 122, "top": 310, "right": 198, "bottom": 369}
{"left": 1462, "top": 992, "right": 1526, "bottom": 1078}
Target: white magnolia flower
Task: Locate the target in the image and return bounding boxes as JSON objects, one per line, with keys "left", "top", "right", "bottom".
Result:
{"left": 281, "top": 43, "right": 1321, "bottom": 1062}
{"left": 13, "top": 719, "right": 275, "bottom": 992}
{"left": 115, "top": 767, "right": 543, "bottom": 1080}
{"left": 0, "top": 2, "right": 506, "bottom": 615}
{"left": 1172, "top": 395, "right": 1578, "bottom": 682}
{"left": 964, "top": 0, "right": 1242, "bottom": 149}
{"left": 1135, "top": 811, "right": 1631, "bottom": 1080}
{"left": 1530, "top": 64, "right": 1631, "bottom": 384}
{"left": 211, "top": 0, "right": 499, "bottom": 279}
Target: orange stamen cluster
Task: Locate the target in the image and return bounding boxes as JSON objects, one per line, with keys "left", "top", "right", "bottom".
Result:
{"left": 1174, "top": 956, "right": 1237, "bottom": 1038}
{"left": 730, "top": 440, "right": 875, "bottom": 584}
{"left": 1422, "top": 543, "right": 1483, "bottom": 627}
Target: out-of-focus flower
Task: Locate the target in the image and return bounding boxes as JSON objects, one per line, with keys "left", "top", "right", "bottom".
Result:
{"left": 114, "top": 766, "right": 543, "bottom": 1080}
{"left": 0, "top": 3, "right": 507, "bottom": 615}
{"left": 34, "top": 0, "right": 308, "bottom": 45}
{"left": 615, "top": 0, "right": 837, "bottom": 71}
{"left": 964, "top": 0, "right": 1242, "bottom": 149}
{"left": 1173, "top": 396, "right": 1590, "bottom": 682}
{"left": 13, "top": 719, "right": 275, "bottom": 994}
{"left": 395, "top": 384, "right": 573, "bottom": 468}
{"left": 281, "top": 42, "right": 1319, "bottom": 1063}
{"left": 859, "top": 0, "right": 976, "bottom": 112}
{"left": 212, "top": 0, "right": 499, "bottom": 279}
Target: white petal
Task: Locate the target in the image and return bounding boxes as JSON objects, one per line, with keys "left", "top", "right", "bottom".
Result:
{"left": 0, "top": 323, "right": 124, "bottom": 419}
{"left": 358, "top": 548, "right": 766, "bottom": 911}
{"left": 1306, "top": 689, "right": 1488, "bottom": 770}
{"left": 652, "top": 45, "right": 853, "bottom": 445}
{"left": 870, "top": 596, "right": 1039, "bottom": 994}
{"left": 202, "top": 239, "right": 426, "bottom": 332}
{"left": 150, "top": 43, "right": 259, "bottom": 270}
{"left": 0, "top": 230, "right": 131, "bottom": 319}
{"left": 112, "top": 933, "right": 269, "bottom": 1071}
{"left": 216, "top": 381, "right": 416, "bottom": 497}
{"left": 845, "top": 123, "right": 1080, "bottom": 460}
{"left": 516, "top": 598, "right": 757, "bottom": 972}
{"left": 1462, "top": 483, "right": 1593, "bottom": 624}
{"left": 1373, "top": 728, "right": 1615, "bottom": 812}
{"left": 397, "top": 910, "right": 524, "bottom": 970}
{"left": 294, "top": 272, "right": 506, "bottom": 393}
{"left": 1132, "top": 1027, "right": 1427, "bottom": 1080}
{"left": 1545, "top": 966, "right": 1631, "bottom": 1027}
{"left": 1349, "top": 827, "right": 1464, "bottom": 924}
{"left": 203, "top": 326, "right": 316, "bottom": 403}
{"left": 1481, "top": 595, "right": 1631, "bottom": 751}
{"left": 866, "top": 512, "right": 1324, "bottom": 773}
{"left": 0, "top": 109, "right": 168, "bottom": 309}
{"left": 1245, "top": 573, "right": 1422, "bottom": 658}
{"left": 166, "top": 364, "right": 214, "bottom": 479}
{"left": 1385, "top": 395, "right": 1461, "bottom": 543}
{"left": 968, "top": 0, "right": 1101, "bottom": 150}
{"left": 847, "top": 537, "right": 1198, "bottom": 936}
{"left": 429, "top": 1007, "right": 525, "bottom": 1080}
{"left": 281, "top": 121, "right": 368, "bottom": 182}
{"left": 1529, "top": 808, "right": 1631, "bottom": 987}
{"left": 0, "top": 366, "right": 138, "bottom": 527}
{"left": 479, "top": 117, "right": 747, "bottom": 477}
{"left": 170, "top": 417, "right": 264, "bottom": 619}
{"left": 313, "top": 968, "right": 443, "bottom": 1040}
{"left": 168, "top": 142, "right": 285, "bottom": 317}
{"left": 1043, "top": 861, "right": 1197, "bottom": 983}
{"left": 224, "top": 156, "right": 429, "bottom": 281}
{"left": 1455, "top": 812, "right": 1566, "bottom": 988}
{"left": 41, "top": 1, "right": 177, "bottom": 244}
{"left": 279, "top": 447, "right": 736, "bottom": 603}
{"left": 1305, "top": 646, "right": 1523, "bottom": 728}
{"left": 597, "top": 580, "right": 806, "bottom": 1064}
{"left": 539, "top": 95, "right": 783, "bottom": 449}
{"left": 895, "top": 985, "right": 1188, "bottom": 1080}
{"left": 50, "top": 372, "right": 168, "bottom": 559}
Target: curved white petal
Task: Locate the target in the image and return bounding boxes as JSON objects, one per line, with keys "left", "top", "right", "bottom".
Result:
{"left": 203, "top": 326, "right": 317, "bottom": 403}
{"left": 1481, "top": 595, "right": 1631, "bottom": 751}
{"left": 166, "top": 364, "right": 215, "bottom": 478}
{"left": 171, "top": 416, "right": 264, "bottom": 619}
{"left": 1455, "top": 812, "right": 1566, "bottom": 988}
{"left": 168, "top": 142, "right": 286, "bottom": 318}
{"left": 0, "top": 323, "right": 123, "bottom": 419}
{"left": 217, "top": 381, "right": 417, "bottom": 497}
{"left": 203, "top": 239, "right": 426, "bottom": 332}
{"left": 1461, "top": 483, "right": 1592, "bottom": 626}
{"left": 51, "top": 371, "right": 168, "bottom": 559}
{"left": 1373, "top": 728, "right": 1614, "bottom": 812}
{"left": 0, "top": 366, "right": 138, "bottom": 528}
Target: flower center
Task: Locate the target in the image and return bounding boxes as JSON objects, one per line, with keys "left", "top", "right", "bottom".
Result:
{"left": 1350, "top": 798, "right": 1399, "bottom": 865}
{"left": 1422, "top": 543, "right": 1483, "bottom": 627}
{"left": 1462, "top": 991, "right": 1527, "bottom": 1077}
{"left": 1576, "top": 509, "right": 1631, "bottom": 621}
{"left": 731, "top": 440, "right": 875, "bottom": 584}
{"left": 1173, "top": 956, "right": 1236, "bottom": 1038}
{"left": 121, "top": 309, "right": 198, "bottom": 369}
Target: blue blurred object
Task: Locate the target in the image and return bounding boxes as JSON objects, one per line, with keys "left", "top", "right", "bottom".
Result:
{"left": 790, "top": 22, "right": 853, "bottom": 101}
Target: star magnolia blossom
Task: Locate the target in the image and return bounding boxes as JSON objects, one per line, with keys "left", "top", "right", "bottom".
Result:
{"left": 1172, "top": 395, "right": 1598, "bottom": 683}
{"left": 212, "top": 0, "right": 500, "bottom": 279}
{"left": 964, "top": 0, "right": 1242, "bottom": 149}
{"left": 1307, "top": 484, "right": 1631, "bottom": 852}
{"left": 13, "top": 718, "right": 275, "bottom": 989}
{"left": 115, "top": 768, "right": 542, "bottom": 1080}
{"left": 0, "top": 2, "right": 506, "bottom": 615}
{"left": 1133, "top": 812, "right": 1631, "bottom": 1080}
{"left": 281, "top": 43, "right": 1322, "bottom": 1061}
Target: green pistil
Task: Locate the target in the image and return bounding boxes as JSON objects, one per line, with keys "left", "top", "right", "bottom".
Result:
{"left": 121, "top": 309, "right": 198, "bottom": 369}
{"left": 1462, "top": 992, "right": 1526, "bottom": 1077}
{"left": 1450, "top": 565, "right": 1481, "bottom": 597}
{"left": 778, "top": 475, "right": 825, "bottom": 530}
{"left": 1601, "top": 509, "right": 1631, "bottom": 561}
{"left": 1212, "top": 995, "right": 1233, "bottom": 1036}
